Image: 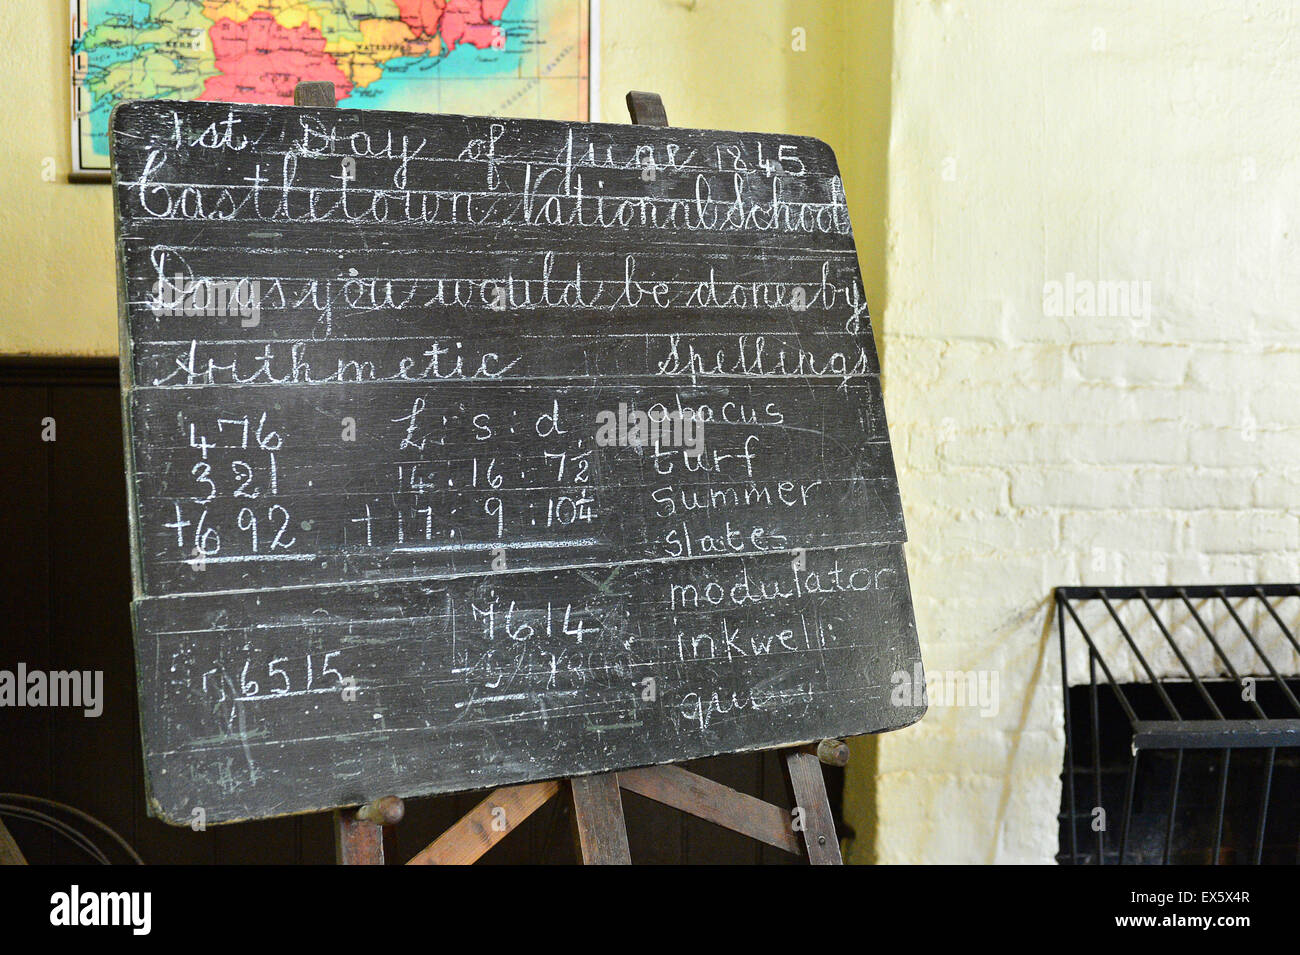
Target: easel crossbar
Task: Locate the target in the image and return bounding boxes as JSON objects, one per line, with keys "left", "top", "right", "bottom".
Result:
{"left": 401, "top": 758, "right": 838, "bottom": 865}
{"left": 618, "top": 765, "right": 802, "bottom": 855}
{"left": 406, "top": 780, "right": 561, "bottom": 865}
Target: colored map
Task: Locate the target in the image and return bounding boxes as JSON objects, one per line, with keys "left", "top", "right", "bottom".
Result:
{"left": 72, "top": 0, "right": 591, "bottom": 173}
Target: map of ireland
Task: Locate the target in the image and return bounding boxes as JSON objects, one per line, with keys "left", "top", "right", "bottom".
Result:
{"left": 72, "top": 0, "right": 591, "bottom": 174}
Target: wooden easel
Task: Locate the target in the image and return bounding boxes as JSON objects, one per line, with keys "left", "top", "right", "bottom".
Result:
{"left": 293, "top": 81, "right": 847, "bottom": 866}
{"left": 335, "top": 739, "right": 847, "bottom": 865}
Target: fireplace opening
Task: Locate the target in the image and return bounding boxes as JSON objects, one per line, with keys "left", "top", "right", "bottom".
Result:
{"left": 1056, "top": 586, "right": 1300, "bottom": 865}
{"left": 1059, "top": 679, "right": 1300, "bottom": 863}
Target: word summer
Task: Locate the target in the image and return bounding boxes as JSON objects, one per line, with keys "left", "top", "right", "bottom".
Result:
{"left": 150, "top": 274, "right": 260, "bottom": 326}
{"left": 0, "top": 664, "right": 103, "bottom": 717}
{"left": 595, "top": 402, "right": 704, "bottom": 455}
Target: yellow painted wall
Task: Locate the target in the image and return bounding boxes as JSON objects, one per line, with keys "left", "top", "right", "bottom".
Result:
{"left": 0, "top": 0, "right": 891, "bottom": 359}
{"left": 0, "top": 2, "right": 118, "bottom": 356}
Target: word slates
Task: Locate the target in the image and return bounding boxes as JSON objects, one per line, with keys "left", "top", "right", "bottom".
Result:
{"left": 110, "top": 99, "right": 924, "bottom": 824}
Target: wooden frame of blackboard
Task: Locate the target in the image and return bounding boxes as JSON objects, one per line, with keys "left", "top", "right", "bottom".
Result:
{"left": 309, "top": 85, "right": 846, "bottom": 865}
{"left": 109, "top": 73, "right": 923, "bottom": 861}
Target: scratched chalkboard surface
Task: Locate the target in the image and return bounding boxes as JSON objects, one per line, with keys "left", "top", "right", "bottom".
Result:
{"left": 110, "top": 99, "right": 924, "bottom": 824}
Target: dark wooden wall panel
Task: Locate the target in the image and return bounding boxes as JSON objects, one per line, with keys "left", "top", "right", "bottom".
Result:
{"left": 1, "top": 382, "right": 53, "bottom": 862}
{"left": 46, "top": 385, "right": 130, "bottom": 863}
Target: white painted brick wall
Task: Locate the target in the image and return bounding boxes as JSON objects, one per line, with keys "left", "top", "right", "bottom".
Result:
{"left": 878, "top": 0, "right": 1300, "bottom": 863}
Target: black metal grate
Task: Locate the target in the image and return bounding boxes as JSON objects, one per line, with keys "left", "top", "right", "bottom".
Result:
{"left": 1057, "top": 585, "right": 1300, "bottom": 864}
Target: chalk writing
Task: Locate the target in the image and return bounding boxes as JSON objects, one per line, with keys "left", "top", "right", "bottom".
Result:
{"left": 112, "top": 100, "right": 921, "bottom": 824}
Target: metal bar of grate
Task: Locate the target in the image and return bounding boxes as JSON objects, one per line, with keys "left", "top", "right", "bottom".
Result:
{"left": 1218, "top": 592, "right": 1300, "bottom": 716}
{"left": 1089, "top": 652, "right": 1104, "bottom": 864}
{"left": 1132, "top": 719, "right": 1300, "bottom": 750}
{"left": 1255, "top": 586, "right": 1300, "bottom": 662}
{"left": 1177, "top": 593, "right": 1270, "bottom": 720}
{"left": 1213, "top": 750, "right": 1231, "bottom": 865}
{"left": 1101, "top": 594, "right": 1181, "bottom": 719}
{"left": 1058, "top": 584, "right": 1300, "bottom": 600}
{"left": 1058, "top": 593, "right": 1080, "bottom": 864}
{"left": 1163, "top": 751, "right": 1182, "bottom": 866}
{"left": 1061, "top": 596, "right": 1139, "bottom": 725}
{"left": 1137, "top": 592, "right": 1225, "bottom": 718}
{"left": 1256, "top": 748, "right": 1275, "bottom": 865}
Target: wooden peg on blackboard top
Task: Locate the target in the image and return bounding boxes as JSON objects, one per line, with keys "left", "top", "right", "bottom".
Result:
{"left": 813, "top": 738, "right": 850, "bottom": 767}
{"left": 356, "top": 795, "right": 406, "bottom": 826}
{"left": 294, "top": 81, "right": 337, "bottom": 108}
{"left": 625, "top": 91, "right": 668, "bottom": 126}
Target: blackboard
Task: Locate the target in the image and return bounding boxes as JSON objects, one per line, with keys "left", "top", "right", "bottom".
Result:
{"left": 110, "top": 99, "right": 924, "bottom": 824}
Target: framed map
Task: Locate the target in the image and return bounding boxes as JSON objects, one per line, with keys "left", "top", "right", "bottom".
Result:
{"left": 70, "top": 0, "right": 593, "bottom": 179}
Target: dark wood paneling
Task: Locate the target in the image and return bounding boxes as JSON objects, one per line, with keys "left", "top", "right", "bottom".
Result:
{"left": 47, "top": 385, "right": 133, "bottom": 863}
{"left": 0, "top": 381, "right": 54, "bottom": 862}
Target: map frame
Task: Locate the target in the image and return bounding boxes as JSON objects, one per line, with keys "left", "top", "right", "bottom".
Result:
{"left": 69, "top": 0, "right": 597, "bottom": 181}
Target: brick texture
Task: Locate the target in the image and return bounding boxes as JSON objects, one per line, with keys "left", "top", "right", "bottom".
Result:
{"left": 870, "top": 0, "right": 1300, "bottom": 863}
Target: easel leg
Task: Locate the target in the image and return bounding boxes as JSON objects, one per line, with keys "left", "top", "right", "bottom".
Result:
{"left": 334, "top": 809, "right": 385, "bottom": 864}
{"left": 334, "top": 795, "right": 404, "bottom": 865}
{"left": 569, "top": 773, "right": 631, "bottom": 864}
{"left": 784, "top": 750, "right": 843, "bottom": 864}
{"left": 0, "top": 818, "right": 26, "bottom": 865}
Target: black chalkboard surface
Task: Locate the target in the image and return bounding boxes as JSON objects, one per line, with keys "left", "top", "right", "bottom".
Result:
{"left": 110, "top": 99, "right": 924, "bottom": 825}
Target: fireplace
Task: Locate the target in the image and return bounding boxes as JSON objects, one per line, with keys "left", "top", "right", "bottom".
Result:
{"left": 1056, "top": 586, "right": 1300, "bottom": 865}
